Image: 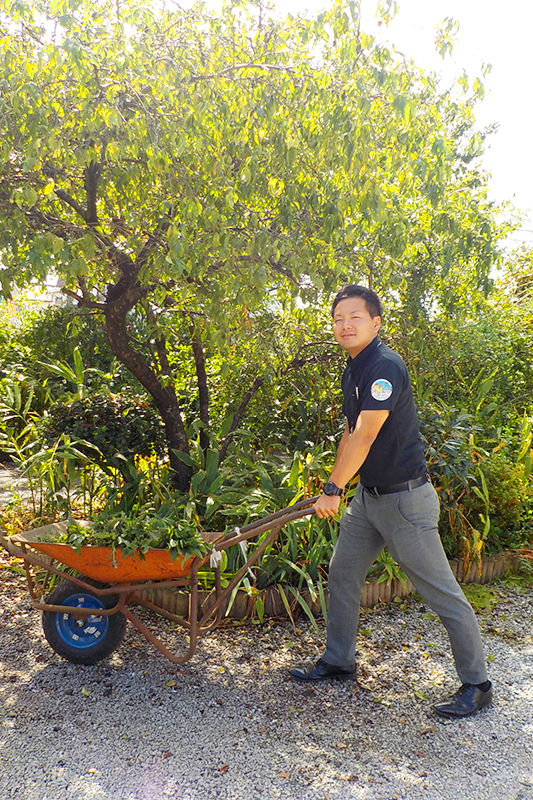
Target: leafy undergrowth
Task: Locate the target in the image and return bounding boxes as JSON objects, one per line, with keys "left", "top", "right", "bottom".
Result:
{"left": 461, "top": 583, "right": 501, "bottom": 614}
{"left": 0, "top": 499, "right": 59, "bottom": 536}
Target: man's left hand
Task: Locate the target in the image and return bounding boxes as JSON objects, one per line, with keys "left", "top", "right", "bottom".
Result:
{"left": 314, "top": 493, "right": 341, "bottom": 518}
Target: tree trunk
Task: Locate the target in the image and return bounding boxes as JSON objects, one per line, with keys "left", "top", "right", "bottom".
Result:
{"left": 105, "top": 304, "right": 192, "bottom": 491}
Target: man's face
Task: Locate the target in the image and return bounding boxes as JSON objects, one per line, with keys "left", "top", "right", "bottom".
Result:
{"left": 332, "top": 296, "right": 381, "bottom": 358}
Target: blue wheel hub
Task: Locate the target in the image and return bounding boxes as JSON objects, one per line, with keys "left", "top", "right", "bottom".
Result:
{"left": 55, "top": 592, "right": 109, "bottom": 650}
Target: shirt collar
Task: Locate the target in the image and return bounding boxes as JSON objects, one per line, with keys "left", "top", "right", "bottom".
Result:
{"left": 346, "top": 336, "right": 381, "bottom": 374}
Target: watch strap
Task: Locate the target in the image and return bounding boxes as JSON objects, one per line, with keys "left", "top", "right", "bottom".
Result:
{"left": 322, "top": 481, "right": 344, "bottom": 497}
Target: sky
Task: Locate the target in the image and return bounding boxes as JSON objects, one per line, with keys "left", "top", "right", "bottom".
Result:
{"left": 280, "top": 0, "right": 533, "bottom": 248}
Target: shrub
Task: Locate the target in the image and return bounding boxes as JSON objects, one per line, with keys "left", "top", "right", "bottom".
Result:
{"left": 41, "top": 393, "right": 166, "bottom": 470}
{"left": 480, "top": 453, "right": 532, "bottom": 552}
{"left": 419, "top": 401, "right": 533, "bottom": 560}
{"left": 419, "top": 402, "right": 486, "bottom": 560}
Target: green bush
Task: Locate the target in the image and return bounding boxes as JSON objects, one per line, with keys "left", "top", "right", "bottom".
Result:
{"left": 18, "top": 305, "right": 119, "bottom": 388}
{"left": 419, "top": 401, "right": 533, "bottom": 560}
{"left": 480, "top": 453, "right": 532, "bottom": 552}
{"left": 41, "top": 393, "right": 166, "bottom": 469}
{"left": 419, "top": 402, "right": 486, "bottom": 559}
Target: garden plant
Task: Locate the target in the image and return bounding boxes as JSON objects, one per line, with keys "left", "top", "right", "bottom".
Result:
{"left": 0, "top": 0, "right": 532, "bottom": 620}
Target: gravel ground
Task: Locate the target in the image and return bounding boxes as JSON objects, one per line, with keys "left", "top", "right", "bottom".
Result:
{"left": 0, "top": 466, "right": 32, "bottom": 507}
{"left": 1, "top": 540, "right": 533, "bottom": 800}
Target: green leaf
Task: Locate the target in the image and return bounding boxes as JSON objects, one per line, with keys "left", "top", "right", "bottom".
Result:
{"left": 286, "top": 586, "right": 318, "bottom": 631}
{"left": 72, "top": 347, "right": 84, "bottom": 385}
{"left": 172, "top": 450, "right": 197, "bottom": 468}
{"left": 255, "top": 595, "right": 264, "bottom": 623}
{"left": 23, "top": 187, "right": 38, "bottom": 207}
{"left": 277, "top": 586, "right": 295, "bottom": 628}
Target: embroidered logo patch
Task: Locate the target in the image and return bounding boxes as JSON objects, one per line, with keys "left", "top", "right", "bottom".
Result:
{"left": 371, "top": 379, "right": 393, "bottom": 401}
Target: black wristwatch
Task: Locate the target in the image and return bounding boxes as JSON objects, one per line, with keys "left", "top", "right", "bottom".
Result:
{"left": 322, "top": 481, "right": 344, "bottom": 497}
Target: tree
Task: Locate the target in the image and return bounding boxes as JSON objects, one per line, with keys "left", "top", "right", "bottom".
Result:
{"left": 0, "top": 0, "right": 506, "bottom": 488}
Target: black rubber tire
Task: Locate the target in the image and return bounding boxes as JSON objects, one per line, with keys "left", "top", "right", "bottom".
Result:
{"left": 42, "top": 579, "right": 126, "bottom": 665}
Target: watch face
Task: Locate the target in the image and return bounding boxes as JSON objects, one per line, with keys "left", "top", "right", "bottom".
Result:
{"left": 323, "top": 481, "right": 342, "bottom": 496}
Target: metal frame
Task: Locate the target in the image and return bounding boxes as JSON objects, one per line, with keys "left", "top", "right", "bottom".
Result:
{"left": 1, "top": 497, "right": 317, "bottom": 664}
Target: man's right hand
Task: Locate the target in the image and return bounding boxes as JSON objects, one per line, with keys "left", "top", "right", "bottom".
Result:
{"left": 314, "top": 493, "right": 342, "bottom": 519}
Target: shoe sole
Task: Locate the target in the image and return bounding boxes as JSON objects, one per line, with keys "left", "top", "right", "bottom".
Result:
{"left": 289, "top": 672, "right": 357, "bottom": 682}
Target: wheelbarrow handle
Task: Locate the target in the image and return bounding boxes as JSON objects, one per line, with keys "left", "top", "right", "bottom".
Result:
{"left": 233, "top": 495, "right": 318, "bottom": 534}
{"left": 213, "top": 496, "right": 320, "bottom": 550}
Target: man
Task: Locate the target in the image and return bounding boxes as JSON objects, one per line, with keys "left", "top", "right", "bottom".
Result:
{"left": 289, "top": 284, "right": 492, "bottom": 719}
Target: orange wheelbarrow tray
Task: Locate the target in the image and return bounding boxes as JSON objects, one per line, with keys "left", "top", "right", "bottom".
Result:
{"left": 0, "top": 497, "right": 316, "bottom": 667}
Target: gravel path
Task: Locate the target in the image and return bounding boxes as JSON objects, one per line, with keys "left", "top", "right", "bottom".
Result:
{"left": 1, "top": 541, "right": 533, "bottom": 800}
{"left": 0, "top": 465, "right": 31, "bottom": 507}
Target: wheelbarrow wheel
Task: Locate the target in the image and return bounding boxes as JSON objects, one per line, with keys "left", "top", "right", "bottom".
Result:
{"left": 42, "top": 579, "right": 126, "bottom": 665}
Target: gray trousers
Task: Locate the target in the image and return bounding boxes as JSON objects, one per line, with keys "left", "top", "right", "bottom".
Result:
{"left": 324, "top": 481, "right": 488, "bottom": 685}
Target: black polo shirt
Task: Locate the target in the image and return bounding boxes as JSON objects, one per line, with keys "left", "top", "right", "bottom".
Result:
{"left": 341, "top": 337, "right": 426, "bottom": 486}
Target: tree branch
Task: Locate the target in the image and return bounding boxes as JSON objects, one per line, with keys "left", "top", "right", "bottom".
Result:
{"left": 61, "top": 287, "right": 107, "bottom": 310}
{"left": 269, "top": 257, "right": 298, "bottom": 284}
{"left": 219, "top": 376, "right": 264, "bottom": 462}
{"left": 368, "top": 235, "right": 378, "bottom": 291}
{"left": 188, "top": 63, "right": 303, "bottom": 83}
{"left": 84, "top": 161, "right": 100, "bottom": 226}
{"left": 111, "top": 282, "right": 154, "bottom": 312}
{"left": 136, "top": 217, "right": 171, "bottom": 269}
{"left": 154, "top": 335, "right": 173, "bottom": 384}
{"left": 54, "top": 179, "right": 142, "bottom": 282}
{"left": 219, "top": 347, "right": 339, "bottom": 462}
{"left": 19, "top": 22, "right": 44, "bottom": 44}
{"left": 190, "top": 323, "right": 210, "bottom": 452}
{"left": 280, "top": 351, "right": 334, "bottom": 376}
{"left": 54, "top": 188, "right": 89, "bottom": 223}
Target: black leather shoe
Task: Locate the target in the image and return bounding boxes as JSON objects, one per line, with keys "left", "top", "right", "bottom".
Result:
{"left": 434, "top": 683, "right": 493, "bottom": 718}
{"left": 288, "top": 658, "right": 356, "bottom": 682}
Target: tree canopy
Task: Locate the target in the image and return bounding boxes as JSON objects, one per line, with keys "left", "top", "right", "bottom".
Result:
{"left": 0, "top": 0, "right": 508, "bottom": 488}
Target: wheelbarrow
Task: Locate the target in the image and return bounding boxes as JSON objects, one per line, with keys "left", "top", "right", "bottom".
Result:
{"left": 0, "top": 498, "right": 317, "bottom": 666}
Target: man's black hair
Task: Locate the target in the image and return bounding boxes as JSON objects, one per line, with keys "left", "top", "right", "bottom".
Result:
{"left": 331, "top": 284, "right": 383, "bottom": 319}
